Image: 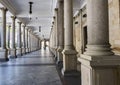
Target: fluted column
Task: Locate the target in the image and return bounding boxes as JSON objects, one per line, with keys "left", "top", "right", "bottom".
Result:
{"left": 62, "top": 0, "right": 78, "bottom": 76}
{"left": 22, "top": 25, "right": 26, "bottom": 54}
{"left": 0, "top": 8, "right": 8, "bottom": 61}
{"left": 57, "top": 0, "right": 64, "bottom": 65}
{"left": 16, "top": 22, "right": 22, "bottom": 56}
{"left": 79, "top": 0, "right": 120, "bottom": 85}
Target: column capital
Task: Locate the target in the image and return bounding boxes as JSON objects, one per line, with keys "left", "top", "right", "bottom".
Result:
{"left": 8, "top": 25, "right": 11, "bottom": 28}
{"left": 54, "top": 8, "right": 58, "bottom": 11}
{"left": 11, "top": 16, "right": 16, "bottom": 20}
{"left": 53, "top": 16, "right": 56, "bottom": 19}
{"left": 58, "top": 0, "right": 63, "bottom": 2}
{"left": 22, "top": 24, "right": 26, "bottom": 27}
{"left": 0, "top": 7, "right": 8, "bottom": 11}
{"left": 17, "top": 21, "right": 22, "bottom": 25}
{"left": 52, "top": 21, "right": 54, "bottom": 25}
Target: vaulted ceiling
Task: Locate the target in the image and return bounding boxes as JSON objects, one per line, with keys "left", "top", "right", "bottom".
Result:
{"left": 0, "top": 0, "right": 83, "bottom": 39}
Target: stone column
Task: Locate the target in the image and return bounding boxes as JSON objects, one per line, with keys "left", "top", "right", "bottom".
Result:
{"left": 62, "top": 0, "right": 78, "bottom": 76}
{"left": 43, "top": 39, "right": 46, "bottom": 49}
{"left": 7, "top": 25, "right": 11, "bottom": 55}
{"left": 57, "top": 0, "right": 64, "bottom": 65}
{"left": 10, "top": 16, "right": 16, "bottom": 58}
{"left": 78, "top": 0, "right": 120, "bottom": 85}
{"left": 22, "top": 25, "right": 26, "bottom": 54}
{"left": 25, "top": 28, "right": 29, "bottom": 53}
{"left": 54, "top": 9, "right": 58, "bottom": 60}
{"left": 16, "top": 22, "right": 22, "bottom": 56}
{"left": 8, "top": 25, "right": 11, "bottom": 48}
{"left": 0, "top": 8, "right": 8, "bottom": 61}
{"left": 28, "top": 29, "right": 31, "bottom": 52}
{"left": 39, "top": 40, "right": 41, "bottom": 49}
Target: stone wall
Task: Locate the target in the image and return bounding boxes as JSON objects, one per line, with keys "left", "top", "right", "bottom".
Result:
{"left": 109, "top": 0, "right": 120, "bottom": 54}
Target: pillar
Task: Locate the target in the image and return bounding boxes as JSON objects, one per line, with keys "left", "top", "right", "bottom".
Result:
{"left": 28, "top": 29, "right": 31, "bottom": 52}
{"left": 43, "top": 39, "right": 46, "bottom": 49}
{"left": 25, "top": 28, "right": 29, "bottom": 53}
{"left": 78, "top": 0, "right": 120, "bottom": 85}
{"left": 57, "top": 0, "right": 64, "bottom": 65}
{"left": 8, "top": 25, "right": 11, "bottom": 48}
{"left": 39, "top": 40, "right": 41, "bottom": 49}
{"left": 62, "top": 0, "right": 78, "bottom": 76}
{"left": 16, "top": 22, "right": 22, "bottom": 56}
{"left": 10, "top": 16, "right": 16, "bottom": 58}
{"left": 54, "top": 9, "right": 58, "bottom": 60}
{"left": 22, "top": 25, "right": 26, "bottom": 54}
{"left": 0, "top": 8, "right": 8, "bottom": 61}
{"left": 7, "top": 25, "right": 11, "bottom": 55}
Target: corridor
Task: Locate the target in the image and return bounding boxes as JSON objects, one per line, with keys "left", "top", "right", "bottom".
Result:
{"left": 0, "top": 48, "right": 62, "bottom": 85}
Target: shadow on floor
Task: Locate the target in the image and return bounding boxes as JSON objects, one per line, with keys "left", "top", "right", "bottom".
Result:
{"left": 56, "top": 66, "right": 81, "bottom": 85}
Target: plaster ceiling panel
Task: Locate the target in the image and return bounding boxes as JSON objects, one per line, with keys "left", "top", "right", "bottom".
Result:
{"left": 7, "top": 0, "right": 57, "bottom": 39}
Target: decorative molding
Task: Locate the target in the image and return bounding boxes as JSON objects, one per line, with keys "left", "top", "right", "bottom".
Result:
{"left": 0, "top": 0, "right": 17, "bottom": 15}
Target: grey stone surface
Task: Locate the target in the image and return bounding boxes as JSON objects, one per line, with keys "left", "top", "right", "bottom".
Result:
{"left": 0, "top": 48, "right": 62, "bottom": 85}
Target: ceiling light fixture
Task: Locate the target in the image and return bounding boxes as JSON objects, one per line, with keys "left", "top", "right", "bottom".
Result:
{"left": 29, "top": 1, "right": 33, "bottom": 20}
{"left": 39, "top": 26, "right": 41, "bottom": 32}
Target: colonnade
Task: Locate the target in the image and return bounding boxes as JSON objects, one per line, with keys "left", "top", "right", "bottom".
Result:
{"left": 49, "top": 0, "right": 120, "bottom": 85}
{"left": 0, "top": 7, "right": 41, "bottom": 61}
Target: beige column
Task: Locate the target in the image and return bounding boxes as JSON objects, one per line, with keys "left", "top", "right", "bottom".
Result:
{"left": 10, "top": 16, "right": 16, "bottom": 58}
{"left": 78, "top": 0, "right": 120, "bottom": 85}
{"left": 16, "top": 22, "right": 22, "bottom": 56}
{"left": 7, "top": 25, "right": 11, "bottom": 55}
{"left": 28, "top": 30, "right": 31, "bottom": 52}
{"left": 8, "top": 25, "right": 11, "bottom": 48}
{"left": 39, "top": 40, "right": 41, "bottom": 49}
{"left": 0, "top": 8, "right": 8, "bottom": 61}
{"left": 57, "top": 0, "right": 64, "bottom": 65}
{"left": 54, "top": 9, "right": 58, "bottom": 60}
{"left": 62, "top": 0, "right": 78, "bottom": 76}
{"left": 22, "top": 25, "right": 26, "bottom": 54}
{"left": 25, "top": 28, "right": 29, "bottom": 53}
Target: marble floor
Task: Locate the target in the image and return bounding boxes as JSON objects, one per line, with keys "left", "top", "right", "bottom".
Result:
{"left": 0, "top": 48, "right": 62, "bottom": 85}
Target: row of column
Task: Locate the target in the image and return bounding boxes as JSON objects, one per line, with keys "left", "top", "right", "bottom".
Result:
{"left": 0, "top": 7, "right": 41, "bottom": 61}
{"left": 49, "top": 0, "right": 78, "bottom": 76}
{"left": 50, "top": 0, "right": 120, "bottom": 85}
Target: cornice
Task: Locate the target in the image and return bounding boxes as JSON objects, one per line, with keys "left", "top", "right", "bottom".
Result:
{"left": 0, "top": 0, "right": 17, "bottom": 15}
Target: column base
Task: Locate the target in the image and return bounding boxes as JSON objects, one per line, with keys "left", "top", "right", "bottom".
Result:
{"left": 78, "top": 54, "right": 120, "bottom": 85}
{"left": 0, "top": 49, "right": 8, "bottom": 62}
{"left": 62, "top": 69, "right": 80, "bottom": 77}
{"left": 57, "top": 47, "right": 63, "bottom": 67}
{"left": 84, "top": 45, "right": 114, "bottom": 56}
{"left": 57, "top": 47, "right": 63, "bottom": 62}
{"left": 22, "top": 48, "right": 26, "bottom": 54}
{"left": 16, "top": 48, "right": 22, "bottom": 56}
{"left": 25, "top": 48, "right": 29, "bottom": 53}
{"left": 10, "top": 49, "right": 16, "bottom": 58}
{"left": 62, "top": 49, "right": 79, "bottom": 76}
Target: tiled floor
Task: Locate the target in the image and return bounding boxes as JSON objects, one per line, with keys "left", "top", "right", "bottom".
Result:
{"left": 0, "top": 48, "right": 62, "bottom": 85}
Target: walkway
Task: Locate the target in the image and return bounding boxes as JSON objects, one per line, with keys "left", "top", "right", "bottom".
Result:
{"left": 0, "top": 48, "right": 62, "bottom": 85}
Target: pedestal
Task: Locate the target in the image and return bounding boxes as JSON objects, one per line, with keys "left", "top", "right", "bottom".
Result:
{"left": 10, "top": 49, "right": 16, "bottom": 58}
{"left": 16, "top": 48, "right": 22, "bottom": 56}
{"left": 62, "top": 49, "right": 80, "bottom": 76}
{"left": 26, "top": 48, "right": 29, "bottom": 53}
{"left": 0, "top": 49, "right": 8, "bottom": 61}
{"left": 57, "top": 47, "right": 63, "bottom": 66}
{"left": 22, "top": 48, "right": 25, "bottom": 54}
{"left": 78, "top": 54, "right": 120, "bottom": 85}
